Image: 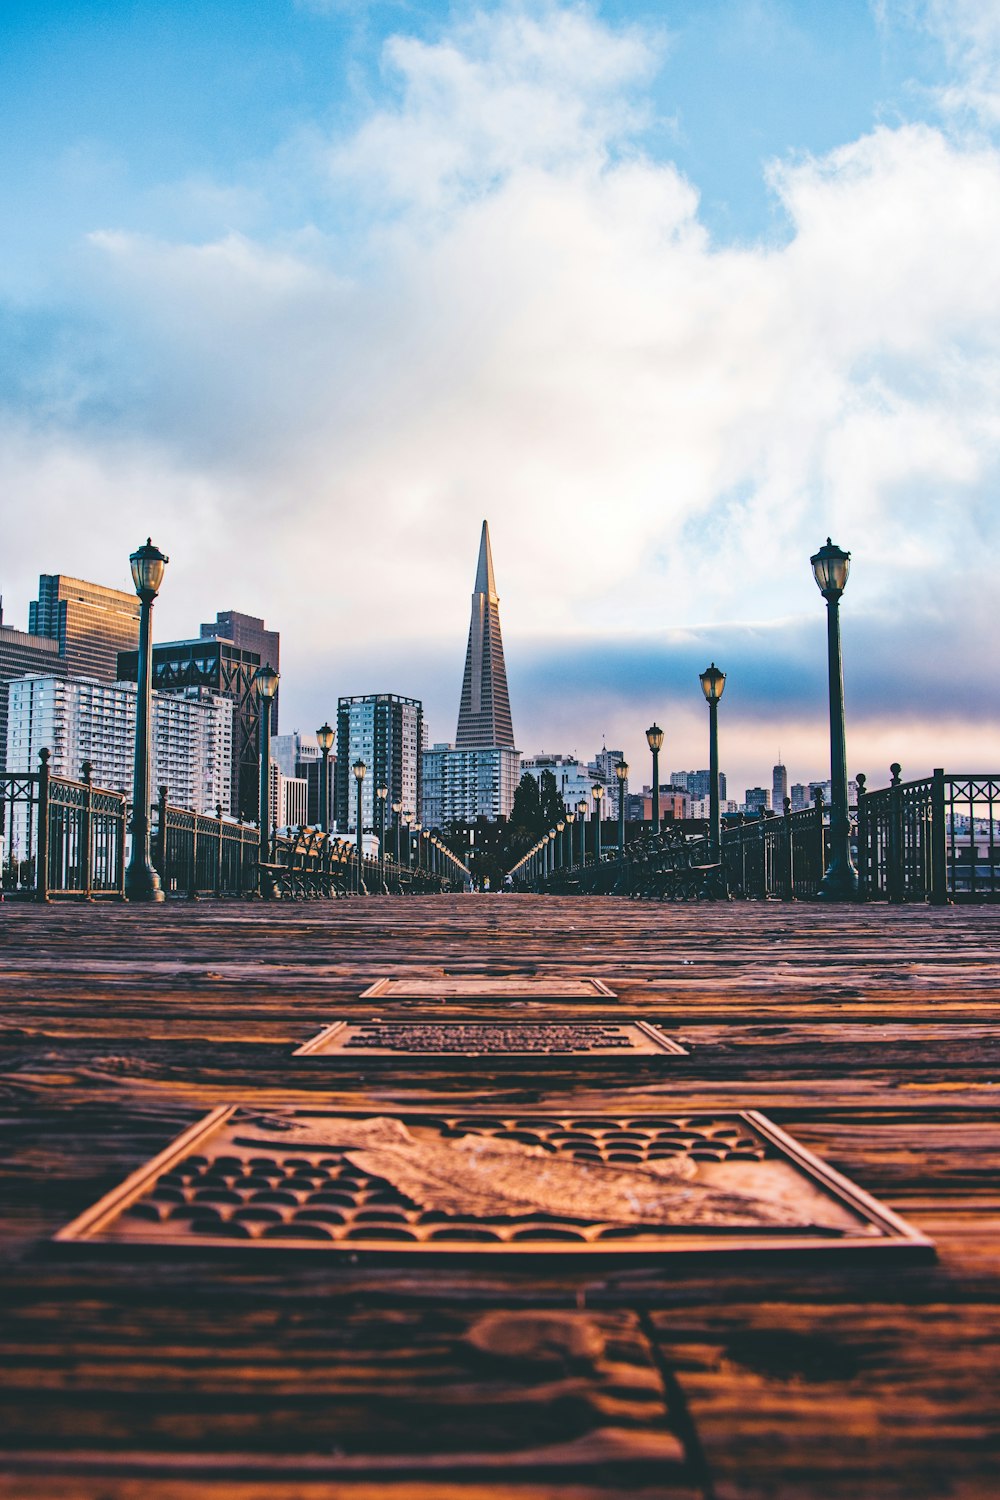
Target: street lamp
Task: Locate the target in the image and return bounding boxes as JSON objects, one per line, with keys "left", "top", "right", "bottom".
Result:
{"left": 376, "top": 783, "right": 388, "bottom": 888}
{"left": 125, "top": 538, "right": 169, "bottom": 902}
{"left": 577, "top": 797, "right": 588, "bottom": 864}
{"left": 392, "top": 799, "right": 402, "bottom": 864}
{"left": 646, "top": 723, "right": 664, "bottom": 834}
{"left": 402, "top": 810, "right": 412, "bottom": 869}
{"left": 592, "top": 783, "right": 604, "bottom": 862}
{"left": 253, "top": 662, "right": 280, "bottom": 897}
{"left": 556, "top": 818, "right": 565, "bottom": 869}
{"left": 353, "top": 758, "right": 366, "bottom": 894}
{"left": 699, "top": 663, "right": 726, "bottom": 862}
{"left": 316, "top": 721, "right": 334, "bottom": 834}
{"left": 564, "top": 810, "right": 575, "bottom": 867}
{"left": 811, "top": 538, "right": 858, "bottom": 899}
{"left": 615, "top": 759, "right": 629, "bottom": 857}
{"left": 412, "top": 821, "right": 422, "bottom": 871}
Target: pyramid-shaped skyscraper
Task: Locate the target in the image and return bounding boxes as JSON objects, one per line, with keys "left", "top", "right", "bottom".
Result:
{"left": 419, "top": 521, "right": 521, "bottom": 829}
{"left": 456, "top": 520, "right": 515, "bottom": 749}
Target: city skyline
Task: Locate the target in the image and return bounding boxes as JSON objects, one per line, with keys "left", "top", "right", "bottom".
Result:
{"left": 2, "top": 4, "right": 998, "bottom": 796}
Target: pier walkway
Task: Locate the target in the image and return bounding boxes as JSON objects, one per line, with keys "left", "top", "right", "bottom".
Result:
{"left": 1, "top": 896, "right": 998, "bottom": 1499}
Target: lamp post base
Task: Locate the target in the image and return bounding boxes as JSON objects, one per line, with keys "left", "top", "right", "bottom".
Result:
{"left": 816, "top": 859, "right": 859, "bottom": 902}
{"left": 124, "top": 863, "right": 165, "bottom": 903}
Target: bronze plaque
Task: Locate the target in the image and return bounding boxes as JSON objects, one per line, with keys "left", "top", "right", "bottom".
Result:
{"left": 359, "top": 977, "right": 616, "bottom": 999}
{"left": 57, "top": 1107, "right": 932, "bottom": 1257}
{"left": 294, "top": 1020, "right": 686, "bottom": 1057}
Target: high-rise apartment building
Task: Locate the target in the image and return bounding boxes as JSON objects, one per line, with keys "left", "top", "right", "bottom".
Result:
{"left": 7, "top": 675, "right": 232, "bottom": 814}
{"left": 118, "top": 637, "right": 263, "bottom": 819}
{"left": 335, "top": 694, "right": 422, "bottom": 833}
{"left": 420, "top": 744, "right": 521, "bottom": 830}
{"left": 201, "top": 611, "right": 280, "bottom": 732}
{"left": 29, "top": 574, "right": 140, "bottom": 681}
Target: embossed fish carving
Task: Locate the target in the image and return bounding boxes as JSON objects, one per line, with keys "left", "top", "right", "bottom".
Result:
{"left": 239, "top": 1114, "right": 849, "bottom": 1231}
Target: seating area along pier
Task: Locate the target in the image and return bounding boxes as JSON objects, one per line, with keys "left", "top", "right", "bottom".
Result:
{"left": 1, "top": 894, "right": 998, "bottom": 1498}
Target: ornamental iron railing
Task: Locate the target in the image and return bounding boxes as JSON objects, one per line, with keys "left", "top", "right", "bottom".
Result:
{"left": 1, "top": 752, "right": 459, "bottom": 901}
{"left": 525, "top": 769, "right": 1000, "bottom": 904}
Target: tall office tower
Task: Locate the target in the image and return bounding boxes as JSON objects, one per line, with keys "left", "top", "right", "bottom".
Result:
{"left": 118, "top": 637, "right": 263, "bottom": 819}
{"left": 0, "top": 609, "right": 65, "bottom": 775}
{"left": 422, "top": 521, "right": 520, "bottom": 828}
{"left": 456, "top": 521, "right": 515, "bottom": 749}
{"left": 29, "top": 574, "right": 140, "bottom": 681}
{"left": 200, "top": 611, "right": 280, "bottom": 731}
{"left": 272, "top": 731, "right": 335, "bottom": 827}
{"left": 772, "top": 761, "right": 788, "bottom": 812}
{"left": 335, "top": 694, "right": 422, "bottom": 833}
{"left": 7, "top": 675, "right": 232, "bottom": 814}
{"left": 675, "top": 768, "right": 727, "bottom": 801}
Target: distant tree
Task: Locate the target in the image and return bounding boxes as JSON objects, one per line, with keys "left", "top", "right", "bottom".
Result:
{"left": 511, "top": 772, "right": 542, "bottom": 833}
{"left": 538, "top": 769, "right": 566, "bottom": 830}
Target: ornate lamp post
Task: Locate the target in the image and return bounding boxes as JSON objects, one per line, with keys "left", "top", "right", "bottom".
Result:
{"left": 564, "top": 810, "right": 575, "bottom": 866}
{"left": 699, "top": 663, "right": 726, "bottom": 861}
{"left": 646, "top": 724, "right": 664, "bottom": 834}
{"left": 392, "top": 799, "right": 402, "bottom": 864}
{"left": 125, "top": 538, "right": 169, "bottom": 902}
{"left": 592, "top": 784, "right": 605, "bottom": 862}
{"left": 556, "top": 818, "right": 565, "bottom": 869}
{"left": 252, "top": 663, "right": 280, "bottom": 897}
{"left": 412, "top": 821, "right": 422, "bottom": 871}
{"left": 577, "top": 798, "right": 588, "bottom": 864}
{"left": 615, "top": 759, "right": 629, "bottom": 856}
{"left": 376, "top": 783, "right": 388, "bottom": 888}
{"left": 316, "top": 722, "right": 334, "bottom": 833}
{"left": 352, "top": 758, "right": 366, "bottom": 894}
{"left": 811, "top": 538, "right": 858, "bottom": 900}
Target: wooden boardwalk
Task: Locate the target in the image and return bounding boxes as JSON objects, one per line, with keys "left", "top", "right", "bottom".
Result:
{"left": 0, "top": 895, "right": 998, "bottom": 1499}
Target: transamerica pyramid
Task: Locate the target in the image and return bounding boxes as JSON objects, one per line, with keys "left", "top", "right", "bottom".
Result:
{"left": 455, "top": 520, "right": 516, "bottom": 748}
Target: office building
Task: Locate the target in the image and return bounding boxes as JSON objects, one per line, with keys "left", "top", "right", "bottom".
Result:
{"left": 30, "top": 574, "right": 140, "bottom": 681}
{"left": 201, "top": 610, "right": 280, "bottom": 732}
{"left": 589, "top": 747, "right": 626, "bottom": 817}
{"left": 670, "top": 768, "right": 727, "bottom": 801}
{"left": 272, "top": 731, "right": 335, "bottom": 827}
{"left": 420, "top": 743, "right": 521, "bottom": 829}
{"left": 336, "top": 693, "right": 422, "bottom": 833}
{"left": 519, "top": 753, "right": 597, "bottom": 815}
{"left": 118, "top": 637, "right": 262, "bottom": 819}
{"left": 744, "top": 787, "right": 772, "bottom": 815}
{"left": 773, "top": 762, "right": 788, "bottom": 812}
{"left": 0, "top": 611, "right": 65, "bottom": 776}
{"left": 7, "top": 675, "right": 232, "bottom": 814}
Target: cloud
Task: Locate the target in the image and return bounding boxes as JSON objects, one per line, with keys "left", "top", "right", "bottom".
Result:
{"left": 2, "top": 0, "right": 1000, "bottom": 789}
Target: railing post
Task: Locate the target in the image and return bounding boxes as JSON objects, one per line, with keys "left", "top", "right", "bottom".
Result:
{"left": 854, "top": 773, "right": 868, "bottom": 901}
{"left": 215, "top": 803, "right": 224, "bottom": 897}
{"left": 888, "top": 763, "right": 903, "bottom": 904}
{"left": 155, "top": 785, "right": 168, "bottom": 885}
{"left": 813, "top": 787, "right": 825, "bottom": 892}
{"left": 930, "top": 767, "right": 949, "bottom": 906}
{"left": 36, "top": 748, "right": 51, "bottom": 903}
{"left": 782, "top": 797, "right": 794, "bottom": 900}
{"left": 81, "top": 761, "right": 94, "bottom": 900}
{"left": 116, "top": 792, "right": 127, "bottom": 898}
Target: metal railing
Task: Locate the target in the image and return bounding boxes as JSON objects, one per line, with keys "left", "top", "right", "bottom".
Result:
{"left": 526, "top": 769, "right": 1000, "bottom": 904}
{"left": 1, "top": 752, "right": 460, "bottom": 901}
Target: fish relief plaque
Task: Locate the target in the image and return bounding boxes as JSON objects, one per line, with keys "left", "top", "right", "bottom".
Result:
{"left": 56, "top": 1107, "right": 932, "bottom": 1257}
{"left": 294, "top": 1020, "right": 687, "bottom": 1056}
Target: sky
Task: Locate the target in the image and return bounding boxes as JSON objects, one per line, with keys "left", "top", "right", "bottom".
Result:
{"left": 2, "top": 0, "right": 1000, "bottom": 797}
